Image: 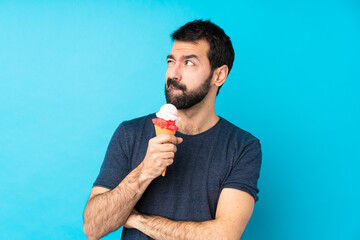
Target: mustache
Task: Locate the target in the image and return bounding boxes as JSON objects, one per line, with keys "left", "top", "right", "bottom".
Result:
{"left": 167, "top": 78, "right": 187, "bottom": 91}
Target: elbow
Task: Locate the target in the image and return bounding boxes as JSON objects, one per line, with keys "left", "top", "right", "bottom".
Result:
{"left": 217, "top": 227, "right": 244, "bottom": 240}
{"left": 83, "top": 219, "right": 123, "bottom": 240}
{"left": 221, "top": 234, "right": 241, "bottom": 240}
{"left": 220, "top": 235, "right": 234, "bottom": 240}
{"left": 83, "top": 207, "right": 101, "bottom": 240}
{"left": 83, "top": 222, "right": 99, "bottom": 240}
{"left": 223, "top": 230, "right": 245, "bottom": 240}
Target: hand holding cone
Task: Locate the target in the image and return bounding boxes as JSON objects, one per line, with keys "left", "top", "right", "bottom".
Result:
{"left": 152, "top": 104, "right": 180, "bottom": 177}
{"left": 154, "top": 125, "right": 176, "bottom": 176}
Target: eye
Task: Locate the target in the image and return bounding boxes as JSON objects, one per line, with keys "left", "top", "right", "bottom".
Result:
{"left": 185, "top": 60, "right": 194, "bottom": 66}
{"left": 167, "top": 59, "right": 175, "bottom": 65}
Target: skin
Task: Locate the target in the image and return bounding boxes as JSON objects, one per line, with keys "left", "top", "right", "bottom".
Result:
{"left": 83, "top": 39, "right": 255, "bottom": 240}
{"left": 166, "top": 40, "right": 228, "bottom": 135}
{"left": 83, "top": 134, "right": 183, "bottom": 240}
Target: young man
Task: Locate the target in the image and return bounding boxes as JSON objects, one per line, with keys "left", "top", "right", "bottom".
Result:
{"left": 83, "top": 20, "right": 262, "bottom": 240}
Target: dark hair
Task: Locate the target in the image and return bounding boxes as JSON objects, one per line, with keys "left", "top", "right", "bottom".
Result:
{"left": 171, "top": 19, "right": 235, "bottom": 95}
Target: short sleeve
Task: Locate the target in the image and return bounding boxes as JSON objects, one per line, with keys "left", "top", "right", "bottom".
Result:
{"left": 221, "top": 138, "right": 262, "bottom": 201}
{"left": 93, "top": 123, "right": 131, "bottom": 190}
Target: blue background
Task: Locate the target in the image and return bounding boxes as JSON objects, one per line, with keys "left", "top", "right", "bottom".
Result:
{"left": 1, "top": 0, "right": 359, "bottom": 239}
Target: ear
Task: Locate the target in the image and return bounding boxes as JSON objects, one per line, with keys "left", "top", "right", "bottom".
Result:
{"left": 212, "top": 65, "right": 229, "bottom": 87}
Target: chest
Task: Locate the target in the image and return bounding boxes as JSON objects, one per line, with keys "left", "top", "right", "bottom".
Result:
{"left": 132, "top": 135, "right": 235, "bottom": 221}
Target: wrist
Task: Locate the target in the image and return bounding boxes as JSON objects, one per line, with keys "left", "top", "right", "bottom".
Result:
{"left": 134, "top": 213, "right": 147, "bottom": 230}
{"left": 137, "top": 162, "right": 153, "bottom": 187}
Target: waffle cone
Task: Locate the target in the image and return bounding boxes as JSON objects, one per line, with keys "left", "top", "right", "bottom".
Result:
{"left": 153, "top": 124, "right": 176, "bottom": 176}
{"left": 154, "top": 125, "right": 176, "bottom": 135}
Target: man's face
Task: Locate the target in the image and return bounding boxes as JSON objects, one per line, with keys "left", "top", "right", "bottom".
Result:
{"left": 165, "top": 39, "right": 213, "bottom": 109}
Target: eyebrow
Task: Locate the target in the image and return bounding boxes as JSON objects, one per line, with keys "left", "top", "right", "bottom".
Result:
{"left": 167, "top": 54, "right": 199, "bottom": 61}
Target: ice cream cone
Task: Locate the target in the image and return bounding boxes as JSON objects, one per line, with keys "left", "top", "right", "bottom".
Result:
{"left": 153, "top": 125, "right": 176, "bottom": 176}
{"left": 152, "top": 104, "right": 180, "bottom": 177}
{"left": 154, "top": 125, "right": 175, "bottom": 135}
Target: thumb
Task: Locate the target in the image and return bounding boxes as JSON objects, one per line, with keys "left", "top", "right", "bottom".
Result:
{"left": 176, "top": 137, "right": 183, "bottom": 144}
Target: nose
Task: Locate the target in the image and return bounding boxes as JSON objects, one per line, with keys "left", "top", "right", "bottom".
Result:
{"left": 167, "top": 63, "right": 182, "bottom": 81}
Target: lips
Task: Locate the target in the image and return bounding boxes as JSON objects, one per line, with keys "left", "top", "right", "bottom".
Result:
{"left": 167, "top": 78, "right": 186, "bottom": 91}
{"left": 168, "top": 85, "right": 183, "bottom": 92}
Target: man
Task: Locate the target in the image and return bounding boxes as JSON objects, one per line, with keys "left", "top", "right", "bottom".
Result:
{"left": 83, "top": 19, "right": 262, "bottom": 240}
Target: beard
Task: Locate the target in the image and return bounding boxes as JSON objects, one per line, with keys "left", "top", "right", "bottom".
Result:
{"left": 165, "top": 72, "right": 213, "bottom": 109}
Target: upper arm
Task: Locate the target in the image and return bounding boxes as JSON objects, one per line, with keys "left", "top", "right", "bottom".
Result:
{"left": 93, "top": 123, "right": 131, "bottom": 190}
{"left": 88, "top": 186, "right": 111, "bottom": 201}
{"left": 215, "top": 188, "right": 255, "bottom": 239}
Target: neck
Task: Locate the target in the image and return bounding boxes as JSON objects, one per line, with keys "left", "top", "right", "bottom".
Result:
{"left": 176, "top": 88, "right": 219, "bottom": 135}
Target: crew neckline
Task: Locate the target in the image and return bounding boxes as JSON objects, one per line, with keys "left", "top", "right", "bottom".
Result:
{"left": 178, "top": 118, "right": 224, "bottom": 139}
{"left": 176, "top": 116, "right": 223, "bottom": 138}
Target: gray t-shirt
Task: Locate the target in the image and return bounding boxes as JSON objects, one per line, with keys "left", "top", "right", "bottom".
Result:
{"left": 93, "top": 114, "right": 262, "bottom": 240}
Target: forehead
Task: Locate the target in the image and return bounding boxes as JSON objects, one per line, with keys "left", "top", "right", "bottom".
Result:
{"left": 170, "top": 39, "right": 210, "bottom": 59}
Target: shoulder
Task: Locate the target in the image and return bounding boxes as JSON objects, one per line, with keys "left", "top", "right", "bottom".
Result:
{"left": 218, "top": 117, "right": 261, "bottom": 161}
{"left": 217, "top": 118, "right": 262, "bottom": 202}
{"left": 109, "top": 113, "right": 155, "bottom": 144}
{"left": 109, "top": 114, "right": 155, "bottom": 154}
{"left": 116, "top": 113, "right": 157, "bottom": 141}
{"left": 117, "top": 113, "right": 156, "bottom": 133}
{"left": 219, "top": 117, "right": 260, "bottom": 145}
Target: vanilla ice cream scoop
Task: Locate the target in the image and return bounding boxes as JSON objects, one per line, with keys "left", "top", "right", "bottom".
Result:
{"left": 156, "top": 104, "right": 181, "bottom": 122}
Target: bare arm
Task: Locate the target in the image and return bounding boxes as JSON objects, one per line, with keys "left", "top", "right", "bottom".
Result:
{"left": 83, "top": 164, "right": 150, "bottom": 240}
{"left": 125, "top": 188, "right": 255, "bottom": 240}
{"left": 83, "top": 134, "right": 183, "bottom": 240}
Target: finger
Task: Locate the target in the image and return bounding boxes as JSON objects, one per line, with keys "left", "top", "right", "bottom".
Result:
{"left": 156, "top": 151, "right": 175, "bottom": 160}
{"left": 176, "top": 137, "right": 183, "bottom": 144}
{"left": 157, "top": 143, "right": 177, "bottom": 152}
{"left": 163, "top": 158, "right": 174, "bottom": 167}
{"left": 151, "top": 152, "right": 174, "bottom": 161}
{"left": 153, "top": 134, "right": 179, "bottom": 144}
